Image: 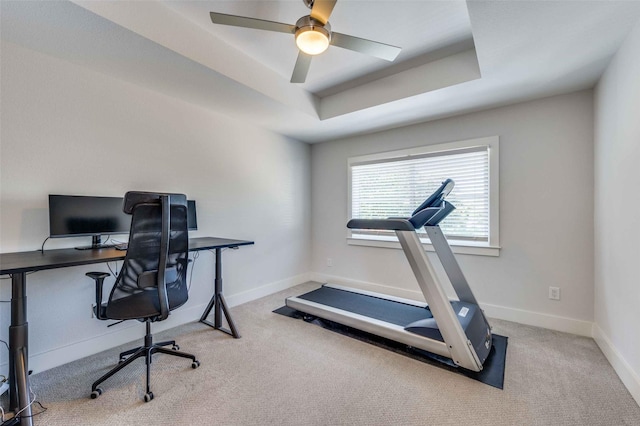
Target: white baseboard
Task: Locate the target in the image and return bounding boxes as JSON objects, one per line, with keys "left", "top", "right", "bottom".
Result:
{"left": 592, "top": 323, "right": 640, "bottom": 406}
{"left": 3, "top": 273, "right": 310, "bottom": 376}
{"left": 310, "top": 272, "right": 593, "bottom": 336}
{"left": 226, "top": 273, "right": 312, "bottom": 307}
{"left": 481, "top": 302, "right": 593, "bottom": 337}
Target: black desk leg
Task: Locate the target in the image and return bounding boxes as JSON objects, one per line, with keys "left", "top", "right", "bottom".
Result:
{"left": 199, "top": 248, "right": 240, "bottom": 338}
{"left": 9, "top": 273, "right": 34, "bottom": 426}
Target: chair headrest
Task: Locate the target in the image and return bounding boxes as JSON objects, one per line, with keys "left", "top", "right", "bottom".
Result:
{"left": 123, "top": 191, "right": 187, "bottom": 214}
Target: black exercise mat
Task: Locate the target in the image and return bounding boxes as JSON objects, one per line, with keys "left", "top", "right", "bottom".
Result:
{"left": 274, "top": 305, "right": 508, "bottom": 389}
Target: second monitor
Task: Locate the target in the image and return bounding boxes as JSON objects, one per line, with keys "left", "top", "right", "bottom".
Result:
{"left": 186, "top": 199, "right": 198, "bottom": 231}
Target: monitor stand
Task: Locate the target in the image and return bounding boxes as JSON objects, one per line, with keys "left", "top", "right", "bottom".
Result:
{"left": 75, "top": 235, "right": 115, "bottom": 250}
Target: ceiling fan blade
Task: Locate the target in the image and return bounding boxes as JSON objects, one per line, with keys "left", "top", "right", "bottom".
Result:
{"left": 310, "top": 0, "right": 337, "bottom": 25}
{"left": 210, "top": 12, "right": 295, "bottom": 34}
{"left": 291, "top": 52, "right": 313, "bottom": 83}
{"left": 331, "top": 32, "right": 401, "bottom": 61}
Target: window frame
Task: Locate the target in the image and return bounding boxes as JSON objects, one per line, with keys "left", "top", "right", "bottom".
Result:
{"left": 347, "top": 136, "right": 500, "bottom": 257}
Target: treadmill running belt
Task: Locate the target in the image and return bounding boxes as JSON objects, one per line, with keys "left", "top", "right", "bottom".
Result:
{"left": 297, "top": 286, "right": 433, "bottom": 327}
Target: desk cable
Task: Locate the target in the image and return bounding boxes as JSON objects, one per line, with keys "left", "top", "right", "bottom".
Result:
{"left": 40, "top": 237, "right": 50, "bottom": 253}
{"left": 0, "top": 374, "right": 5, "bottom": 423}
{"left": 10, "top": 389, "right": 47, "bottom": 423}
{"left": 188, "top": 251, "right": 199, "bottom": 292}
{"left": 106, "top": 261, "right": 119, "bottom": 278}
{"left": 0, "top": 346, "right": 47, "bottom": 424}
{"left": 39, "top": 235, "right": 115, "bottom": 253}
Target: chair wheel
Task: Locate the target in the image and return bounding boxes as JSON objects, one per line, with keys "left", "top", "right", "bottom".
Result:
{"left": 90, "top": 388, "right": 103, "bottom": 399}
{"left": 144, "top": 392, "right": 154, "bottom": 402}
{"left": 172, "top": 344, "right": 180, "bottom": 351}
{"left": 192, "top": 360, "right": 200, "bottom": 369}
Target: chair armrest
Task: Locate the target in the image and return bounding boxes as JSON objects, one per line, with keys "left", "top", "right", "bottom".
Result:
{"left": 86, "top": 272, "right": 110, "bottom": 320}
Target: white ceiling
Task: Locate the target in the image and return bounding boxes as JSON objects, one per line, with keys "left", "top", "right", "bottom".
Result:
{"left": 2, "top": 1, "right": 640, "bottom": 143}
{"left": 164, "top": 0, "right": 475, "bottom": 94}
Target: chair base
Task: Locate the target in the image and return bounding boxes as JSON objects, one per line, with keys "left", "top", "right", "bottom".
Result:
{"left": 90, "top": 321, "right": 199, "bottom": 402}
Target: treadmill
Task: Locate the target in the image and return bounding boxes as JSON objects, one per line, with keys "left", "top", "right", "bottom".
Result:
{"left": 286, "top": 179, "right": 492, "bottom": 372}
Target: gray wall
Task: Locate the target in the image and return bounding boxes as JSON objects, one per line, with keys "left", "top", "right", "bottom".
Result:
{"left": 0, "top": 41, "right": 312, "bottom": 374}
{"left": 311, "top": 90, "right": 594, "bottom": 335}
{"left": 594, "top": 19, "right": 640, "bottom": 405}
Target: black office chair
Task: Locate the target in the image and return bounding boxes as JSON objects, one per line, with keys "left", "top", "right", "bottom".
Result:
{"left": 86, "top": 191, "right": 199, "bottom": 402}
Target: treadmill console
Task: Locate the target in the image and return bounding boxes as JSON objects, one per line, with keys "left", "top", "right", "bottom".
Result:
{"left": 347, "top": 178, "right": 457, "bottom": 231}
{"left": 408, "top": 179, "right": 456, "bottom": 229}
{"left": 411, "top": 178, "right": 454, "bottom": 216}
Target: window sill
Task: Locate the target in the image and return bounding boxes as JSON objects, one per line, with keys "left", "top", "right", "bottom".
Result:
{"left": 347, "top": 235, "right": 500, "bottom": 257}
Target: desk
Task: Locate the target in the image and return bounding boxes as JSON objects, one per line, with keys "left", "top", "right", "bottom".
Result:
{"left": 0, "top": 236, "right": 253, "bottom": 426}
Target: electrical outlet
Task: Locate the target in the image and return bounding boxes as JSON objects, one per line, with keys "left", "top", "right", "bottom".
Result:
{"left": 549, "top": 286, "right": 561, "bottom": 300}
{"left": 326, "top": 258, "right": 333, "bottom": 267}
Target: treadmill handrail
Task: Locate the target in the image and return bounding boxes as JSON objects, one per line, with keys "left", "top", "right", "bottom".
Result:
{"left": 347, "top": 218, "right": 415, "bottom": 231}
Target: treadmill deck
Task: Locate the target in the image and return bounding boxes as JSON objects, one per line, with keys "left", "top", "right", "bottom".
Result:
{"left": 296, "top": 286, "right": 433, "bottom": 327}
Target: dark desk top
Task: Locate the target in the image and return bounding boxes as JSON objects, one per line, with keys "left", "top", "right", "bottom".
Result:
{"left": 0, "top": 237, "right": 254, "bottom": 275}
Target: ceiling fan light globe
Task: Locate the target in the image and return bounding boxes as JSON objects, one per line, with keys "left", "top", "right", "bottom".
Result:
{"left": 295, "top": 25, "right": 331, "bottom": 55}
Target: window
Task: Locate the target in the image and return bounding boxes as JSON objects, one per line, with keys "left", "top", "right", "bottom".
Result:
{"left": 348, "top": 136, "right": 499, "bottom": 256}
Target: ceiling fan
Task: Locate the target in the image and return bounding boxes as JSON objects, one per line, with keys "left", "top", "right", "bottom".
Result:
{"left": 209, "top": 0, "right": 402, "bottom": 83}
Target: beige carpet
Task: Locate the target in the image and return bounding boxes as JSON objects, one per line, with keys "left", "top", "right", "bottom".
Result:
{"left": 18, "top": 282, "right": 640, "bottom": 425}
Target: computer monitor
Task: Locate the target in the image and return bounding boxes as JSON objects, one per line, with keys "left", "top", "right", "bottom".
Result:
{"left": 49, "top": 195, "right": 198, "bottom": 250}
{"left": 48, "top": 195, "right": 131, "bottom": 249}
{"left": 187, "top": 200, "right": 198, "bottom": 231}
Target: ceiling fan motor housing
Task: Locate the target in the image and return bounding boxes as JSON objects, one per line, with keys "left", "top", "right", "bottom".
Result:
{"left": 295, "top": 16, "right": 331, "bottom": 55}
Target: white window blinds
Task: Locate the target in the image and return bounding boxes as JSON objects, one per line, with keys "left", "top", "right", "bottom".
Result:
{"left": 350, "top": 146, "right": 490, "bottom": 241}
